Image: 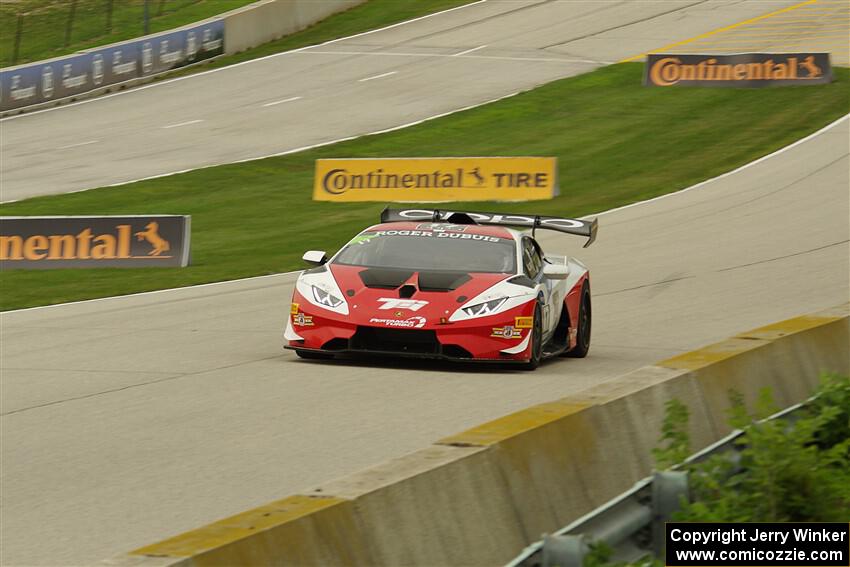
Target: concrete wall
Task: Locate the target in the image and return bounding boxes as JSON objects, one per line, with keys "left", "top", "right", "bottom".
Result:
{"left": 222, "top": 0, "right": 366, "bottom": 55}
{"left": 103, "top": 303, "right": 849, "bottom": 566}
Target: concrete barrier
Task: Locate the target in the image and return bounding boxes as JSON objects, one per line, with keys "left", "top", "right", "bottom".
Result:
{"left": 104, "top": 303, "right": 849, "bottom": 566}
{"left": 223, "top": 0, "right": 366, "bottom": 55}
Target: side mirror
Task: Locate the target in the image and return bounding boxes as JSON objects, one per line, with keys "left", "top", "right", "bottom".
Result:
{"left": 543, "top": 262, "right": 569, "bottom": 280}
{"left": 302, "top": 250, "right": 328, "bottom": 265}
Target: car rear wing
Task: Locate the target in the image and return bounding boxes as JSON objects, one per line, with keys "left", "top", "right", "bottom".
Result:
{"left": 380, "top": 208, "right": 598, "bottom": 248}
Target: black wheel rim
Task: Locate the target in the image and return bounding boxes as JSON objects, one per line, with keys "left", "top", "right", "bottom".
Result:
{"left": 532, "top": 308, "right": 542, "bottom": 361}
{"left": 580, "top": 294, "right": 591, "bottom": 345}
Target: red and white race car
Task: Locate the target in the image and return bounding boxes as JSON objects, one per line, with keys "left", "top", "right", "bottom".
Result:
{"left": 284, "top": 208, "right": 597, "bottom": 369}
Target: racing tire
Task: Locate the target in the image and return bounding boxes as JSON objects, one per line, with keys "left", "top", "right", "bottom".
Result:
{"left": 566, "top": 282, "right": 591, "bottom": 358}
{"left": 295, "top": 349, "right": 334, "bottom": 360}
{"left": 522, "top": 303, "right": 543, "bottom": 371}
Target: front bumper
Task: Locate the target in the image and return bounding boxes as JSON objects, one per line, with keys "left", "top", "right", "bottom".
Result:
{"left": 283, "top": 344, "right": 531, "bottom": 364}
{"left": 286, "top": 292, "right": 535, "bottom": 362}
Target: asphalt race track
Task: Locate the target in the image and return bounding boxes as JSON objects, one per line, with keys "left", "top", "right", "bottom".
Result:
{"left": 0, "top": 0, "right": 834, "bottom": 202}
{"left": 3, "top": 119, "right": 848, "bottom": 565}
{"left": 1, "top": 1, "right": 849, "bottom": 565}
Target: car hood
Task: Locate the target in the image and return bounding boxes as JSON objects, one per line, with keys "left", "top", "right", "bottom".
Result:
{"left": 328, "top": 264, "right": 513, "bottom": 325}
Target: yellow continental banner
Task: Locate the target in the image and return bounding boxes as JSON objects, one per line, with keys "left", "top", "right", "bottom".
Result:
{"left": 313, "top": 157, "right": 558, "bottom": 202}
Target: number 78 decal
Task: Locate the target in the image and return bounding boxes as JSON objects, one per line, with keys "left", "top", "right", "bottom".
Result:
{"left": 377, "top": 298, "right": 429, "bottom": 311}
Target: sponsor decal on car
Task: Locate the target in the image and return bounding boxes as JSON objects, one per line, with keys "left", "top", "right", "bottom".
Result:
{"left": 391, "top": 209, "right": 589, "bottom": 232}
{"left": 293, "top": 312, "right": 314, "bottom": 327}
{"left": 370, "top": 229, "right": 501, "bottom": 243}
{"left": 415, "top": 223, "right": 468, "bottom": 232}
{"left": 491, "top": 325, "right": 522, "bottom": 339}
{"left": 377, "top": 298, "right": 429, "bottom": 312}
{"left": 290, "top": 303, "right": 300, "bottom": 315}
{"left": 369, "top": 316, "right": 427, "bottom": 329}
{"left": 349, "top": 233, "right": 378, "bottom": 245}
{"left": 514, "top": 316, "right": 534, "bottom": 329}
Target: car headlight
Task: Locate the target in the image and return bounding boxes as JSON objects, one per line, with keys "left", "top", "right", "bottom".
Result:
{"left": 312, "top": 285, "right": 343, "bottom": 308}
{"left": 462, "top": 297, "right": 508, "bottom": 317}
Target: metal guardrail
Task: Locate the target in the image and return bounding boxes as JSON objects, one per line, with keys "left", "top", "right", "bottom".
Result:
{"left": 505, "top": 400, "right": 809, "bottom": 567}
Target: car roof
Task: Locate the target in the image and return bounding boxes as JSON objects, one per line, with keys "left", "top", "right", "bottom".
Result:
{"left": 363, "top": 221, "right": 519, "bottom": 240}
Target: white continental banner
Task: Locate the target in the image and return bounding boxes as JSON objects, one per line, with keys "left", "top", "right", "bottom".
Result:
{"left": 313, "top": 157, "right": 558, "bottom": 202}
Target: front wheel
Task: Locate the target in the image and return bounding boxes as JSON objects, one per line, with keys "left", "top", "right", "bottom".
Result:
{"left": 566, "top": 282, "right": 591, "bottom": 358}
{"left": 522, "top": 303, "right": 543, "bottom": 370}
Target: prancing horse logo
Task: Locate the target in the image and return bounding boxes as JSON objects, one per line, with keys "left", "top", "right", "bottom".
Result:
{"left": 135, "top": 222, "right": 171, "bottom": 256}
{"left": 800, "top": 55, "right": 822, "bottom": 78}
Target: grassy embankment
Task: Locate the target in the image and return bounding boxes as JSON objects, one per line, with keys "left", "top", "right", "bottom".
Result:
{"left": 1, "top": 64, "right": 848, "bottom": 310}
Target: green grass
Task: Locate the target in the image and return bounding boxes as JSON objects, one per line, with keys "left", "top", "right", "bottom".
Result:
{"left": 0, "top": 0, "right": 256, "bottom": 67}
{"left": 1, "top": 63, "right": 848, "bottom": 310}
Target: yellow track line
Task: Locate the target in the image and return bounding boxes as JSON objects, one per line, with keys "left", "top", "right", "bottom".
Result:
{"left": 751, "top": 17, "right": 850, "bottom": 21}
{"left": 742, "top": 27, "right": 849, "bottom": 31}
{"left": 696, "top": 33, "right": 850, "bottom": 40}
{"left": 746, "top": 24, "right": 850, "bottom": 28}
{"left": 692, "top": 35, "right": 847, "bottom": 41}
{"left": 620, "top": 0, "right": 819, "bottom": 62}
{"left": 681, "top": 46, "right": 849, "bottom": 51}
{"left": 712, "top": 30, "right": 850, "bottom": 36}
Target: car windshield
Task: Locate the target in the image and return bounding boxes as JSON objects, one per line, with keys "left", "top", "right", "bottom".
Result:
{"left": 333, "top": 229, "right": 517, "bottom": 273}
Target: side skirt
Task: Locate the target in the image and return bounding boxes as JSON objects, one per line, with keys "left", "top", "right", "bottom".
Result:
{"left": 541, "top": 341, "right": 570, "bottom": 359}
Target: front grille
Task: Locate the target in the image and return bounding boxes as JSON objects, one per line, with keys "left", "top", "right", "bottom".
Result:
{"left": 322, "top": 338, "right": 349, "bottom": 351}
{"left": 350, "top": 327, "right": 439, "bottom": 354}
{"left": 442, "top": 344, "right": 472, "bottom": 359}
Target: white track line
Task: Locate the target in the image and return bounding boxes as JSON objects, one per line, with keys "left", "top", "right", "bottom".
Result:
{"left": 304, "top": 49, "right": 603, "bottom": 65}
{"left": 0, "top": 273, "right": 295, "bottom": 315}
{"left": 358, "top": 71, "right": 397, "bottom": 82}
{"left": 453, "top": 45, "right": 487, "bottom": 56}
{"left": 0, "top": 0, "right": 489, "bottom": 123}
{"left": 0, "top": 91, "right": 520, "bottom": 202}
{"left": 56, "top": 140, "right": 99, "bottom": 150}
{"left": 4, "top": 113, "right": 846, "bottom": 315}
{"left": 161, "top": 119, "right": 203, "bottom": 129}
{"left": 0, "top": 2, "right": 602, "bottom": 204}
{"left": 76, "top": 90, "right": 525, "bottom": 191}
{"left": 262, "top": 96, "right": 302, "bottom": 107}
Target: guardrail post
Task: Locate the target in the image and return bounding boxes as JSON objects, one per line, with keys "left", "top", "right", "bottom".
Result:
{"left": 143, "top": 0, "right": 150, "bottom": 35}
{"left": 105, "top": 0, "right": 114, "bottom": 33}
{"left": 651, "top": 470, "right": 689, "bottom": 557}
{"left": 541, "top": 534, "right": 589, "bottom": 567}
{"left": 13, "top": 12, "right": 24, "bottom": 65}
{"left": 64, "top": 0, "right": 78, "bottom": 47}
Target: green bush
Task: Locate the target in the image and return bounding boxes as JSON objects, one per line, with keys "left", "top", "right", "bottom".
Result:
{"left": 807, "top": 373, "right": 850, "bottom": 449}
{"left": 654, "top": 374, "right": 850, "bottom": 521}
{"left": 595, "top": 376, "right": 850, "bottom": 566}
